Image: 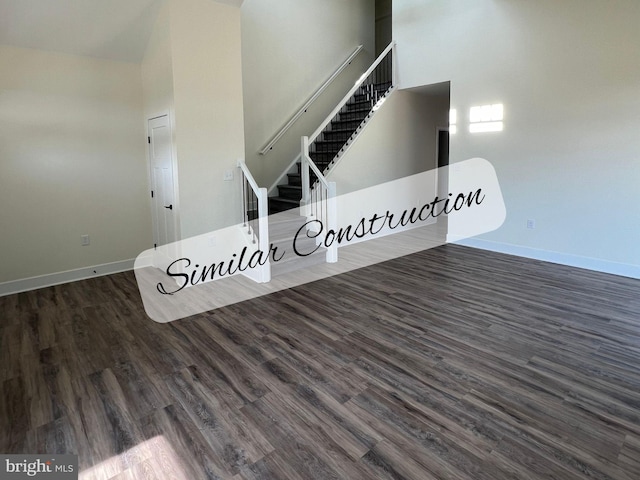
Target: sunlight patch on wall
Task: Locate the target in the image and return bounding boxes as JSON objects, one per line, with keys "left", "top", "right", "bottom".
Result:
{"left": 469, "top": 103, "right": 503, "bottom": 133}
{"left": 449, "top": 108, "right": 457, "bottom": 134}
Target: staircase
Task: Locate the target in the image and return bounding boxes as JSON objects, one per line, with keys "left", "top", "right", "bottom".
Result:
{"left": 269, "top": 80, "right": 393, "bottom": 214}
{"left": 238, "top": 42, "right": 395, "bottom": 281}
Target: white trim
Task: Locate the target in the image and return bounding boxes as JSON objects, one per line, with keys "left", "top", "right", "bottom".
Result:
{"left": 0, "top": 259, "right": 136, "bottom": 297}
{"left": 452, "top": 237, "right": 640, "bottom": 280}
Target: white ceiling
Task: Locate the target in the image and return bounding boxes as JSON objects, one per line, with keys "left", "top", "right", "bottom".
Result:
{"left": 0, "top": 0, "right": 244, "bottom": 63}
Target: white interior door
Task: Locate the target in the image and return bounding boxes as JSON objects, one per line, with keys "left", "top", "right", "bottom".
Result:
{"left": 148, "top": 115, "right": 177, "bottom": 247}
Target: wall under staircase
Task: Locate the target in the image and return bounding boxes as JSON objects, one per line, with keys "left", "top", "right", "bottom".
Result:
{"left": 328, "top": 87, "right": 450, "bottom": 195}
{"left": 269, "top": 79, "right": 393, "bottom": 215}
{"left": 269, "top": 85, "right": 449, "bottom": 216}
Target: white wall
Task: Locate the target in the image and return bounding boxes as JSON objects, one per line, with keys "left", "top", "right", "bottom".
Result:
{"left": 141, "top": 1, "right": 174, "bottom": 121}
{"left": 241, "top": 0, "right": 376, "bottom": 188}
{"left": 0, "top": 45, "right": 151, "bottom": 285}
{"left": 375, "top": 0, "right": 392, "bottom": 56}
{"left": 141, "top": 0, "right": 246, "bottom": 240}
{"left": 170, "top": 0, "right": 245, "bottom": 237}
{"left": 328, "top": 88, "right": 449, "bottom": 194}
{"left": 394, "top": 0, "right": 640, "bottom": 275}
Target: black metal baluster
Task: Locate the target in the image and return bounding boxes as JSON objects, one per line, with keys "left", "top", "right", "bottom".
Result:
{"left": 242, "top": 174, "right": 247, "bottom": 227}
{"left": 252, "top": 189, "right": 257, "bottom": 244}
{"left": 246, "top": 179, "right": 251, "bottom": 236}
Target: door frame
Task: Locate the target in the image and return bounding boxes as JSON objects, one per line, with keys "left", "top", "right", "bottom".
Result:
{"left": 435, "top": 126, "right": 450, "bottom": 232}
{"left": 435, "top": 126, "right": 450, "bottom": 169}
{"left": 146, "top": 113, "right": 180, "bottom": 248}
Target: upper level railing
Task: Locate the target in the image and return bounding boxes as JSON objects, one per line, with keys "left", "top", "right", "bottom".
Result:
{"left": 308, "top": 42, "right": 395, "bottom": 147}
{"left": 260, "top": 45, "right": 364, "bottom": 156}
{"left": 237, "top": 159, "right": 270, "bottom": 282}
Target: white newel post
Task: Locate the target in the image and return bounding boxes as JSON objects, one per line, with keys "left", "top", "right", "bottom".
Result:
{"left": 326, "top": 181, "right": 338, "bottom": 263}
{"left": 257, "top": 187, "right": 271, "bottom": 283}
{"left": 301, "top": 136, "right": 311, "bottom": 217}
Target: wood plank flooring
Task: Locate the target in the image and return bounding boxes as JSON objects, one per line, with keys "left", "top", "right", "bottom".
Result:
{"left": 1, "top": 244, "right": 640, "bottom": 479}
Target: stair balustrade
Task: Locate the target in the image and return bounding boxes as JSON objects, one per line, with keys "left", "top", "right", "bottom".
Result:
{"left": 304, "top": 42, "right": 395, "bottom": 184}
{"left": 296, "top": 43, "right": 396, "bottom": 264}
{"left": 237, "top": 160, "right": 270, "bottom": 282}
{"left": 240, "top": 42, "right": 397, "bottom": 277}
{"left": 301, "top": 136, "right": 338, "bottom": 263}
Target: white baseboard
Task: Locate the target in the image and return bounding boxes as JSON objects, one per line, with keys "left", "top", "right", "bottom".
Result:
{"left": 452, "top": 237, "right": 640, "bottom": 280}
{"left": 0, "top": 259, "right": 136, "bottom": 297}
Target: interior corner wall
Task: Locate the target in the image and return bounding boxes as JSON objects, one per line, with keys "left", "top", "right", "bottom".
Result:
{"left": 0, "top": 45, "right": 151, "bottom": 285}
{"left": 328, "top": 89, "right": 449, "bottom": 195}
{"left": 241, "top": 0, "right": 376, "bottom": 188}
{"left": 394, "top": 0, "right": 640, "bottom": 275}
{"left": 375, "top": 0, "right": 393, "bottom": 56}
{"left": 141, "top": 1, "right": 174, "bottom": 122}
{"left": 169, "top": 0, "right": 245, "bottom": 237}
{"left": 141, "top": 0, "right": 179, "bottom": 245}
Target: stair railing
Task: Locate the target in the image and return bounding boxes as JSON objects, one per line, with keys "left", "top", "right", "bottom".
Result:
{"left": 299, "top": 42, "right": 396, "bottom": 264}
{"left": 237, "top": 160, "right": 271, "bottom": 282}
{"left": 260, "top": 44, "right": 364, "bottom": 156}
{"left": 307, "top": 41, "right": 395, "bottom": 153}
{"left": 301, "top": 136, "right": 338, "bottom": 263}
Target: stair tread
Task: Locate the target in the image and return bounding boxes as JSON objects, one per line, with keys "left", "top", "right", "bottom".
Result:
{"left": 344, "top": 106, "right": 372, "bottom": 113}
{"left": 325, "top": 127, "right": 356, "bottom": 133}
{"left": 270, "top": 196, "right": 299, "bottom": 204}
{"left": 330, "top": 119, "right": 365, "bottom": 126}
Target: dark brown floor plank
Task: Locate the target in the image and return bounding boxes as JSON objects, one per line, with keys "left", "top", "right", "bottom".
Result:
{"left": 1, "top": 244, "right": 640, "bottom": 479}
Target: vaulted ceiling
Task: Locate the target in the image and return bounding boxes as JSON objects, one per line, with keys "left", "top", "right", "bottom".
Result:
{"left": 0, "top": 0, "right": 244, "bottom": 63}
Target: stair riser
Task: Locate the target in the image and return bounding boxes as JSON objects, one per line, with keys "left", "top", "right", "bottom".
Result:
{"left": 269, "top": 198, "right": 299, "bottom": 215}
{"left": 309, "top": 153, "right": 335, "bottom": 166}
{"left": 312, "top": 143, "right": 343, "bottom": 153}
{"left": 345, "top": 103, "right": 373, "bottom": 113}
{"left": 277, "top": 186, "right": 302, "bottom": 200}
{"left": 339, "top": 110, "right": 369, "bottom": 122}
{"left": 287, "top": 174, "right": 301, "bottom": 186}
{"left": 322, "top": 131, "right": 352, "bottom": 142}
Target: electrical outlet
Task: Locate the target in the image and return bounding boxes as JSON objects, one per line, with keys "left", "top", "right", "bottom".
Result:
{"left": 81, "top": 234, "right": 90, "bottom": 246}
{"left": 526, "top": 219, "right": 536, "bottom": 229}
{"left": 223, "top": 170, "right": 234, "bottom": 181}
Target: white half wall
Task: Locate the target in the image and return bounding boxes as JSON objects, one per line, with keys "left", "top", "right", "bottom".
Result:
{"left": 394, "top": 0, "right": 640, "bottom": 275}
{"left": 0, "top": 45, "right": 151, "bottom": 285}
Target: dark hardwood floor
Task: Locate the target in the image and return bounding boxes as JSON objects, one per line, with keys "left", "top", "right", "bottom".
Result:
{"left": 1, "top": 244, "right": 640, "bottom": 479}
